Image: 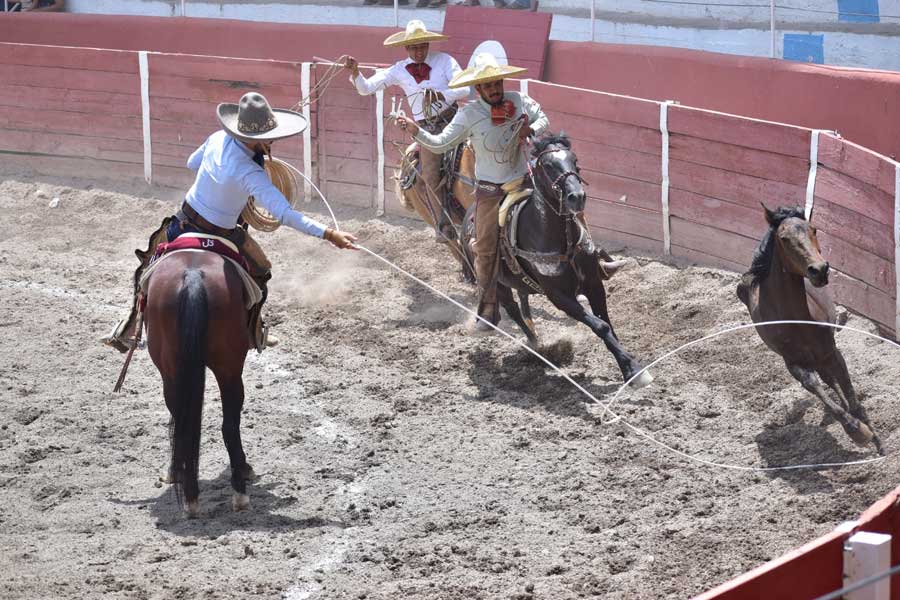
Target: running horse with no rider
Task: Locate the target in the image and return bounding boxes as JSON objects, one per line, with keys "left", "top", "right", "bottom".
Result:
{"left": 462, "top": 133, "right": 653, "bottom": 388}
{"left": 737, "top": 205, "right": 883, "bottom": 454}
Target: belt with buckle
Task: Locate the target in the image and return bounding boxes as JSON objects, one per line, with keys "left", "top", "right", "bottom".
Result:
{"left": 179, "top": 202, "right": 234, "bottom": 239}
{"left": 476, "top": 180, "right": 503, "bottom": 194}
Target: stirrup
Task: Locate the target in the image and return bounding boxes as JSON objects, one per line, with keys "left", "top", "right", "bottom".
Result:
{"left": 102, "top": 319, "right": 133, "bottom": 354}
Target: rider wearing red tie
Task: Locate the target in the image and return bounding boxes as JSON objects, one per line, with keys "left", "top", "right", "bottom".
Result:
{"left": 344, "top": 20, "right": 467, "bottom": 241}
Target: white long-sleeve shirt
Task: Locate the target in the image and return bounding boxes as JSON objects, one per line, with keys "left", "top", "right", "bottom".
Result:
{"left": 414, "top": 91, "right": 549, "bottom": 184}
{"left": 184, "top": 130, "right": 327, "bottom": 238}
{"left": 352, "top": 51, "right": 468, "bottom": 122}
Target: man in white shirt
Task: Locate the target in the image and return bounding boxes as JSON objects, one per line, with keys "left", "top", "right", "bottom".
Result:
{"left": 103, "top": 92, "right": 357, "bottom": 353}
{"left": 344, "top": 20, "right": 467, "bottom": 242}
{"left": 394, "top": 53, "right": 548, "bottom": 332}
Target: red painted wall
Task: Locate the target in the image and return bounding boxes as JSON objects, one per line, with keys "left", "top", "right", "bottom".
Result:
{"left": 544, "top": 41, "right": 900, "bottom": 162}
{"left": 3, "top": 14, "right": 900, "bottom": 161}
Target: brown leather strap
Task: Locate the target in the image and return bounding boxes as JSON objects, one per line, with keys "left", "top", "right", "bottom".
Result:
{"left": 180, "top": 202, "right": 235, "bottom": 238}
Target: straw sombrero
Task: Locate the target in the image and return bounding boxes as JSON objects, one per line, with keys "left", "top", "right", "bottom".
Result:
{"left": 217, "top": 92, "right": 308, "bottom": 142}
{"left": 449, "top": 52, "right": 527, "bottom": 89}
{"left": 383, "top": 19, "right": 448, "bottom": 48}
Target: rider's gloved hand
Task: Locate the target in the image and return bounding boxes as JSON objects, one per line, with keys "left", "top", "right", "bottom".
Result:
{"left": 518, "top": 114, "right": 533, "bottom": 142}
{"left": 324, "top": 228, "right": 358, "bottom": 250}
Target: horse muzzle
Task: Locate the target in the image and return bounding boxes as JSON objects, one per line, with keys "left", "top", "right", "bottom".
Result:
{"left": 565, "top": 190, "right": 586, "bottom": 214}
{"left": 807, "top": 262, "right": 830, "bottom": 287}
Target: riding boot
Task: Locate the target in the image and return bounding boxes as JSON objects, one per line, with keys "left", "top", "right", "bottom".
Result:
{"left": 102, "top": 216, "right": 174, "bottom": 353}
{"left": 247, "top": 272, "right": 272, "bottom": 352}
{"left": 419, "top": 145, "right": 454, "bottom": 244}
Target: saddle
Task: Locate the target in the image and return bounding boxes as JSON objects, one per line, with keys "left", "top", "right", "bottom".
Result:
{"left": 498, "top": 187, "right": 599, "bottom": 294}
{"left": 138, "top": 233, "right": 262, "bottom": 309}
{"left": 399, "top": 140, "right": 470, "bottom": 221}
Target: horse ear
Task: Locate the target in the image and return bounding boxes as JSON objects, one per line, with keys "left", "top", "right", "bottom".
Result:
{"left": 761, "top": 203, "right": 776, "bottom": 225}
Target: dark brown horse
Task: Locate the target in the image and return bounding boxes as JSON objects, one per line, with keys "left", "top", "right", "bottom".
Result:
{"left": 462, "top": 133, "right": 652, "bottom": 388}
{"left": 737, "top": 205, "right": 882, "bottom": 454}
{"left": 144, "top": 250, "right": 255, "bottom": 517}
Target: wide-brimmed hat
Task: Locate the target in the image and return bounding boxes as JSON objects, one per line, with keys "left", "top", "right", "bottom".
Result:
{"left": 217, "top": 92, "right": 308, "bottom": 142}
{"left": 449, "top": 52, "right": 527, "bottom": 89}
{"left": 383, "top": 19, "right": 448, "bottom": 48}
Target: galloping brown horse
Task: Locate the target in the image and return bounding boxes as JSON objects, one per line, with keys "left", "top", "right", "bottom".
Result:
{"left": 145, "top": 250, "right": 255, "bottom": 517}
{"left": 396, "top": 141, "right": 477, "bottom": 282}
{"left": 737, "top": 205, "right": 882, "bottom": 454}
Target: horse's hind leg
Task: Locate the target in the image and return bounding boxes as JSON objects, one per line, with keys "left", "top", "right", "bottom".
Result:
{"left": 497, "top": 285, "right": 537, "bottom": 345}
{"left": 821, "top": 351, "right": 883, "bottom": 454}
{"left": 546, "top": 291, "right": 651, "bottom": 388}
{"left": 216, "top": 373, "right": 253, "bottom": 511}
{"left": 786, "top": 363, "right": 876, "bottom": 449}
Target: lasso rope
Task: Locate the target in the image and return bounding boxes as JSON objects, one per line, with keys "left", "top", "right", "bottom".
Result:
{"left": 242, "top": 157, "right": 300, "bottom": 232}
{"left": 298, "top": 170, "right": 894, "bottom": 473}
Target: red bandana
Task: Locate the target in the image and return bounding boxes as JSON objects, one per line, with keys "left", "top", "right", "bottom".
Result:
{"left": 491, "top": 100, "right": 516, "bottom": 125}
{"left": 405, "top": 62, "right": 432, "bottom": 84}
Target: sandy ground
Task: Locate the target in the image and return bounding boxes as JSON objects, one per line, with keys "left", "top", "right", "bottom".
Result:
{"left": 2, "top": 171, "right": 900, "bottom": 600}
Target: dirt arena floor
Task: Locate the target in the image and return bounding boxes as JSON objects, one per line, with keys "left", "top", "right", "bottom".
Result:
{"left": 2, "top": 170, "right": 900, "bottom": 600}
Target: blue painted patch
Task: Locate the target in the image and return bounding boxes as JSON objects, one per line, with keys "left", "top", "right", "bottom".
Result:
{"left": 783, "top": 33, "right": 824, "bottom": 64}
{"left": 838, "top": 0, "right": 879, "bottom": 23}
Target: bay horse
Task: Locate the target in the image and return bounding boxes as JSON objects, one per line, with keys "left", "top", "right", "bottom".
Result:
{"left": 396, "top": 141, "right": 477, "bottom": 282}
{"left": 462, "top": 133, "right": 653, "bottom": 388}
{"left": 737, "top": 205, "right": 883, "bottom": 454}
{"left": 144, "top": 249, "right": 255, "bottom": 517}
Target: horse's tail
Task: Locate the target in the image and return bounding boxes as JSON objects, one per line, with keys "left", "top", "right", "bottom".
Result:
{"left": 171, "top": 268, "right": 208, "bottom": 508}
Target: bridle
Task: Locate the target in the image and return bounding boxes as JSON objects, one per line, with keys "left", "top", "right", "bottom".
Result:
{"left": 531, "top": 145, "right": 586, "bottom": 217}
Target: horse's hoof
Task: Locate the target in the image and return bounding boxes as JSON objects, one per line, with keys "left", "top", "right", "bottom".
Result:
{"left": 873, "top": 434, "right": 885, "bottom": 456}
{"left": 846, "top": 420, "right": 875, "bottom": 447}
{"left": 232, "top": 493, "right": 251, "bottom": 512}
{"left": 629, "top": 370, "right": 654, "bottom": 389}
{"left": 185, "top": 500, "right": 200, "bottom": 518}
{"left": 160, "top": 468, "right": 177, "bottom": 484}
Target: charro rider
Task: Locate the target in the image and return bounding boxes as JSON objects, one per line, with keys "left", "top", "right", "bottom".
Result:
{"left": 344, "top": 19, "right": 467, "bottom": 242}
{"left": 393, "top": 52, "right": 546, "bottom": 332}
{"left": 395, "top": 53, "right": 625, "bottom": 333}
{"left": 103, "top": 92, "right": 357, "bottom": 353}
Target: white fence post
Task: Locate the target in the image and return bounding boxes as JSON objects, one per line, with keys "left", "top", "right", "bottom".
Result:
{"left": 376, "top": 89, "right": 385, "bottom": 216}
{"left": 804, "top": 129, "right": 820, "bottom": 220}
{"left": 138, "top": 51, "right": 152, "bottom": 185}
{"left": 843, "top": 531, "right": 891, "bottom": 600}
{"left": 301, "top": 62, "right": 312, "bottom": 201}
{"left": 894, "top": 164, "right": 900, "bottom": 338}
{"left": 659, "top": 101, "right": 673, "bottom": 255}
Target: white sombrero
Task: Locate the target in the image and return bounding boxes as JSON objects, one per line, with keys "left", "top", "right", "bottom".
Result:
{"left": 449, "top": 52, "right": 527, "bottom": 89}
{"left": 217, "top": 92, "right": 308, "bottom": 143}
{"left": 383, "top": 19, "right": 448, "bottom": 48}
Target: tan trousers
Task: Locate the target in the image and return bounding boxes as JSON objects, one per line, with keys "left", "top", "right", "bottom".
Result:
{"left": 418, "top": 144, "right": 443, "bottom": 220}
{"left": 474, "top": 183, "right": 505, "bottom": 318}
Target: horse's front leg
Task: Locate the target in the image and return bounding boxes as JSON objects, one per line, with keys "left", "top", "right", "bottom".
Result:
{"left": 785, "top": 363, "right": 876, "bottom": 450}
{"left": 497, "top": 285, "right": 537, "bottom": 346}
{"left": 216, "top": 373, "right": 253, "bottom": 511}
{"left": 581, "top": 278, "right": 617, "bottom": 341}
{"left": 545, "top": 291, "right": 652, "bottom": 388}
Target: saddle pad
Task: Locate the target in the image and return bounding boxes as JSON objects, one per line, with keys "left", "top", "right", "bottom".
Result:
{"left": 499, "top": 188, "right": 533, "bottom": 227}
{"left": 139, "top": 249, "right": 262, "bottom": 310}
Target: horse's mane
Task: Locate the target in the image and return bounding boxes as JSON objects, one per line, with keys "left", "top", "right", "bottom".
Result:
{"left": 531, "top": 132, "right": 571, "bottom": 156}
{"left": 747, "top": 206, "right": 805, "bottom": 283}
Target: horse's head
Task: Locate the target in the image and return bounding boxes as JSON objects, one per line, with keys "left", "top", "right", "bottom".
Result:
{"left": 763, "top": 204, "right": 829, "bottom": 287}
{"left": 531, "top": 133, "right": 585, "bottom": 215}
